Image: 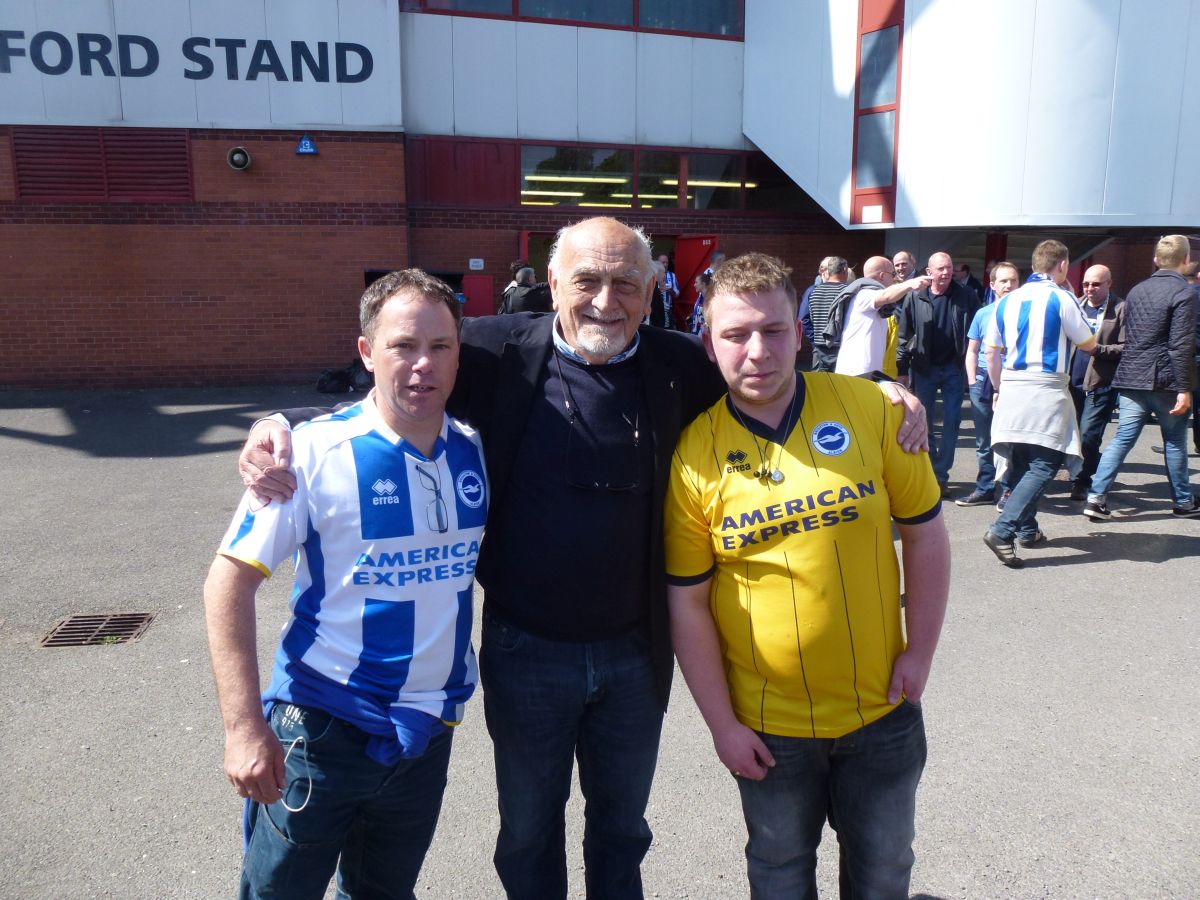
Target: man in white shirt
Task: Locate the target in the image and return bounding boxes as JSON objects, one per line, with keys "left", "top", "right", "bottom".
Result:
{"left": 834, "top": 256, "right": 931, "bottom": 376}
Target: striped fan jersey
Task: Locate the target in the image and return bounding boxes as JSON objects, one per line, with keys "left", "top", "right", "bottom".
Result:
{"left": 665, "top": 373, "right": 941, "bottom": 739}
{"left": 984, "top": 273, "right": 1096, "bottom": 374}
{"left": 217, "top": 395, "right": 488, "bottom": 732}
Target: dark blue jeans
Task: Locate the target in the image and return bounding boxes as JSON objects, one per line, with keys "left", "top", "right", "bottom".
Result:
{"left": 735, "top": 702, "right": 927, "bottom": 899}
{"left": 968, "top": 373, "right": 996, "bottom": 494}
{"left": 988, "top": 443, "right": 1065, "bottom": 542}
{"left": 1090, "top": 390, "right": 1194, "bottom": 506}
{"left": 1076, "top": 385, "right": 1119, "bottom": 488}
{"left": 912, "top": 362, "right": 966, "bottom": 483}
{"left": 480, "top": 613, "right": 663, "bottom": 899}
{"left": 240, "top": 703, "right": 452, "bottom": 900}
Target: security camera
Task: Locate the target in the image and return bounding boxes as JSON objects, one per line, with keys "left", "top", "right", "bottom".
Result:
{"left": 226, "top": 146, "right": 252, "bottom": 171}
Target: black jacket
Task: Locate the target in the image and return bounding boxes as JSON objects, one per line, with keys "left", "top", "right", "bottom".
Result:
{"left": 895, "top": 281, "right": 981, "bottom": 376}
{"left": 1111, "top": 270, "right": 1196, "bottom": 393}
{"left": 501, "top": 282, "right": 553, "bottom": 314}
{"left": 450, "top": 314, "right": 725, "bottom": 707}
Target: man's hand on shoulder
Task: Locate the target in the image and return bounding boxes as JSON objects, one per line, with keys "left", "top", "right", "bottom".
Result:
{"left": 712, "top": 721, "right": 776, "bottom": 781}
{"left": 239, "top": 419, "right": 297, "bottom": 503}
{"left": 879, "top": 381, "right": 929, "bottom": 453}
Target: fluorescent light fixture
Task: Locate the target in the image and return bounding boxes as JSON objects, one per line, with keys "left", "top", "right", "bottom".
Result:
{"left": 521, "top": 189, "right": 585, "bottom": 197}
{"left": 578, "top": 201, "right": 632, "bottom": 208}
{"left": 661, "top": 179, "right": 759, "bottom": 188}
{"left": 525, "top": 175, "right": 629, "bottom": 184}
{"left": 520, "top": 200, "right": 558, "bottom": 206}
{"left": 612, "top": 192, "right": 693, "bottom": 200}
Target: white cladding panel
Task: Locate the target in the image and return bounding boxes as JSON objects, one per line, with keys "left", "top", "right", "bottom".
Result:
{"left": 0, "top": 0, "right": 402, "bottom": 129}
{"left": 451, "top": 17, "right": 518, "bottom": 138}
{"left": 1103, "top": 0, "right": 1190, "bottom": 215}
{"left": 577, "top": 29, "right": 637, "bottom": 144}
{"left": 400, "top": 13, "right": 454, "bottom": 134}
{"left": 516, "top": 23, "right": 578, "bottom": 141}
{"left": 689, "top": 37, "right": 744, "bottom": 148}
{"left": 1172, "top": 8, "right": 1200, "bottom": 215}
{"left": 406, "top": 14, "right": 745, "bottom": 149}
{"left": 636, "top": 34, "right": 691, "bottom": 146}
{"left": 745, "top": 0, "right": 1200, "bottom": 228}
{"left": 1018, "top": 0, "right": 1118, "bottom": 218}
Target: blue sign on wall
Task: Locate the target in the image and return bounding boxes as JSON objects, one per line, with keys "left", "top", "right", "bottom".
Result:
{"left": 296, "top": 133, "right": 318, "bottom": 155}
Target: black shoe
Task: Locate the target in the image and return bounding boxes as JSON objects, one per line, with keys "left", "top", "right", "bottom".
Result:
{"left": 1017, "top": 529, "right": 1046, "bottom": 548}
{"left": 1069, "top": 483, "right": 1088, "bottom": 502}
{"left": 955, "top": 489, "right": 994, "bottom": 507}
{"left": 995, "top": 489, "right": 1011, "bottom": 512}
{"left": 1084, "top": 499, "right": 1112, "bottom": 521}
{"left": 1172, "top": 496, "right": 1200, "bottom": 518}
{"left": 1152, "top": 445, "right": 1165, "bottom": 454}
{"left": 983, "top": 531, "right": 1023, "bottom": 568}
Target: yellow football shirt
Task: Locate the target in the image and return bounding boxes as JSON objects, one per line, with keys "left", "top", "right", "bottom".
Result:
{"left": 666, "top": 372, "right": 940, "bottom": 739}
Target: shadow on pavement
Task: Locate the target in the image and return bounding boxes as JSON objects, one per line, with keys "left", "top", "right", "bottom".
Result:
{"left": 0, "top": 386, "right": 331, "bottom": 459}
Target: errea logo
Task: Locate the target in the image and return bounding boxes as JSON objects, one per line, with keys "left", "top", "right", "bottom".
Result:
{"left": 372, "top": 478, "right": 401, "bottom": 506}
{"left": 725, "top": 448, "right": 752, "bottom": 474}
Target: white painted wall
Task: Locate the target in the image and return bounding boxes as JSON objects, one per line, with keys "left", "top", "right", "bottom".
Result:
{"left": 742, "top": 0, "right": 858, "bottom": 223}
{"left": 744, "top": 0, "right": 1200, "bottom": 229}
{"left": 400, "top": 13, "right": 746, "bottom": 149}
{"left": 0, "top": 0, "right": 402, "bottom": 129}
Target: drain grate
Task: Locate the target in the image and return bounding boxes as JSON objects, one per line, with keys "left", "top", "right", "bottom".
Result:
{"left": 39, "top": 613, "right": 155, "bottom": 648}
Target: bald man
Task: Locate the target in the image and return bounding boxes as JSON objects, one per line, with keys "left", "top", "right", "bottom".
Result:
{"left": 1069, "top": 265, "right": 1124, "bottom": 501}
{"left": 896, "top": 252, "right": 984, "bottom": 491}
{"left": 834, "top": 256, "right": 932, "bottom": 376}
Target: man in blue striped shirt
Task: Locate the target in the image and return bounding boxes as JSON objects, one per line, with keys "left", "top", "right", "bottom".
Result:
{"left": 981, "top": 241, "right": 1097, "bottom": 567}
{"left": 204, "top": 270, "right": 487, "bottom": 898}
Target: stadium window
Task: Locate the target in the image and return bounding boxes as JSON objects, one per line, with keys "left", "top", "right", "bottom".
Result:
{"left": 858, "top": 26, "right": 898, "bottom": 110}
{"left": 415, "top": 0, "right": 515, "bottom": 11}
{"left": 404, "top": 0, "right": 744, "bottom": 38}
{"left": 635, "top": 151, "right": 683, "bottom": 208}
{"left": 851, "top": 2, "right": 903, "bottom": 224}
{"left": 638, "top": 0, "right": 743, "bottom": 36}
{"left": 854, "top": 110, "right": 895, "bottom": 190}
{"left": 520, "top": 145, "right": 633, "bottom": 208}
{"left": 519, "top": 0, "right": 632, "bottom": 26}
{"left": 681, "top": 152, "right": 745, "bottom": 210}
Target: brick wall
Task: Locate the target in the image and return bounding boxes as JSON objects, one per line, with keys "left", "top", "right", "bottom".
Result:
{"left": 0, "top": 122, "right": 908, "bottom": 387}
{"left": 0, "top": 129, "right": 406, "bottom": 388}
{"left": 0, "top": 130, "right": 13, "bottom": 202}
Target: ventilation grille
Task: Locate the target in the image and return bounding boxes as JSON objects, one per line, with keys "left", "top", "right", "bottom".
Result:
{"left": 13, "top": 127, "right": 192, "bottom": 202}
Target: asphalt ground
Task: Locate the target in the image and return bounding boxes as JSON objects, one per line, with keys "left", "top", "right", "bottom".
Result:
{"left": 1, "top": 384, "right": 1197, "bottom": 899}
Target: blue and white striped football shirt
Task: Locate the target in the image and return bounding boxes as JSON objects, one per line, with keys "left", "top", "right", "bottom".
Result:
{"left": 217, "top": 395, "right": 488, "bottom": 753}
{"left": 985, "top": 273, "right": 1095, "bottom": 374}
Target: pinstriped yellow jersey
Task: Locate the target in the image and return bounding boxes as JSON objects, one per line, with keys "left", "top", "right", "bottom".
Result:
{"left": 665, "top": 372, "right": 940, "bottom": 738}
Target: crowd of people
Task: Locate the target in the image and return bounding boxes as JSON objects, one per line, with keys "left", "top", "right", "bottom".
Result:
{"left": 785, "top": 238, "right": 1199, "bottom": 568}
{"left": 202, "top": 216, "right": 1195, "bottom": 898}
